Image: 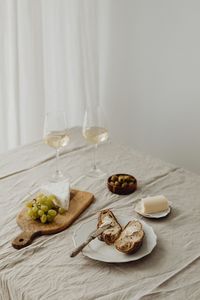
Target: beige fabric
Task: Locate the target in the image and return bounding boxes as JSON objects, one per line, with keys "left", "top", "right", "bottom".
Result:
{"left": 0, "top": 128, "right": 200, "bottom": 300}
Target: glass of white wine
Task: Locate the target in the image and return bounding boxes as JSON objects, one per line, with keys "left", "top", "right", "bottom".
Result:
{"left": 44, "top": 111, "right": 69, "bottom": 182}
{"left": 82, "top": 106, "right": 108, "bottom": 177}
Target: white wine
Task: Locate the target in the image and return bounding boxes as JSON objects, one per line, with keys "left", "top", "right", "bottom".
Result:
{"left": 44, "top": 131, "right": 69, "bottom": 149}
{"left": 83, "top": 127, "right": 108, "bottom": 144}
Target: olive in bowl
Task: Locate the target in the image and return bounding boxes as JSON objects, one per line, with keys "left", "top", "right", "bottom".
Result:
{"left": 107, "top": 174, "right": 137, "bottom": 195}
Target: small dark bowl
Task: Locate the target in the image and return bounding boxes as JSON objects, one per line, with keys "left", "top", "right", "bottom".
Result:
{"left": 107, "top": 174, "right": 137, "bottom": 195}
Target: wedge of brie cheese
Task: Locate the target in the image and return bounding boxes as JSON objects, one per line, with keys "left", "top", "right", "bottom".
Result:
{"left": 41, "top": 180, "right": 70, "bottom": 210}
{"left": 141, "top": 195, "right": 169, "bottom": 214}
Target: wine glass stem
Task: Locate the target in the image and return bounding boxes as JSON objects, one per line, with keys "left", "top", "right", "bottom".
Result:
{"left": 55, "top": 148, "right": 60, "bottom": 175}
{"left": 93, "top": 144, "right": 98, "bottom": 170}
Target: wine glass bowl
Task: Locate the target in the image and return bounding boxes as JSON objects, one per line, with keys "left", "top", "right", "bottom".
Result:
{"left": 82, "top": 106, "right": 108, "bottom": 177}
{"left": 43, "top": 111, "right": 69, "bottom": 182}
{"left": 83, "top": 126, "right": 108, "bottom": 144}
{"left": 44, "top": 131, "right": 69, "bottom": 149}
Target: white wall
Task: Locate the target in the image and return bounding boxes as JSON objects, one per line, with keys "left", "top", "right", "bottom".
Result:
{"left": 100, "top": 0, "right": 200, "bottom": 174}
{"left": 2, "top": 1, "right": 200, "bottom": 174}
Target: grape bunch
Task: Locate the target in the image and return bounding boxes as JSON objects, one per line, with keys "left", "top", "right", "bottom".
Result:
{"left": 26, "top": 194, "right": 66, "bottom": 224}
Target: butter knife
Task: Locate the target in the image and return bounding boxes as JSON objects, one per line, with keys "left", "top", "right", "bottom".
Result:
{"left": 70, "top": 223, "right": 111, "bottom": 257}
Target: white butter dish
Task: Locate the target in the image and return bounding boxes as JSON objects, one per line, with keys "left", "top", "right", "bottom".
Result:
{"left": 135, "top": 200, "right": 172, "bottom": 219}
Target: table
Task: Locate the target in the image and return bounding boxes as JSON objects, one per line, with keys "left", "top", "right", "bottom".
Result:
{"left": 0, "top": 128, "right": 200, "bottom": 300}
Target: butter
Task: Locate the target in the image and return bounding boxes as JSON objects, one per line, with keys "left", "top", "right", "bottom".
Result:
{"left": 141, "top": 195, "right": 169, "bottom": 214}
{"left": 125, "top": 224, "right": 139, "bottom": 235}
{"left": 100, "top": 215, "right": 112, "bottom": 227}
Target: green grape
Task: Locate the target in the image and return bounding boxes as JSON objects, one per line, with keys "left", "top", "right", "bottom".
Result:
{"left": 39, "top": 196, "right": 46, "bottom": 205}
{"left": 36, "top": 198, "right": 41, "bottom": 205}
{"left": 26, "top": 201, "right": 33, "bottom": 208}
{"left": 27, "top": 208, "right": 33, "bottom": 217}
{"left": 48, "top": 209, "right": 57, "bottom": 217}
{"left": 43, "top": 196, "right": 48, "bottom": 202}
{"left": 32, "top": 206, "right": 38, "bottom": 213}
{"left": 47, "top": 215, "right": 53, "bottom": 223}
{"left": 32, "top": 211, "right": 38, "bottom": 218}
{"left": 58, "top": 207, "right": 66, "bottom": 214}
{"left": 40, "top": 214, "right": 47, "bottom": 224}
{"left": 46, "top": 198, "right": 53, "bottom": 209}
{"left": 38, "top": 209, "right": 44, "bottom": 217}
{"left": 25, "top": 195, "right": 59, "bottom": 224}
{"left": 41, "top": 205, "right": 48, "bottom": 212}
{"left": 37, "top": 194, "right": 44, "bottom": 200}
{"left": 48, "top": 194, "right": 56, "bottom": 201}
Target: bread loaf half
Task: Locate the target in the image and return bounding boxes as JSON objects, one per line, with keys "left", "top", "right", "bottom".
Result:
{"left": 97, "top": 209, "right": 122, "bottom": 245}
{"left": 114, "top": 220, "right": 144, "bottom": 254}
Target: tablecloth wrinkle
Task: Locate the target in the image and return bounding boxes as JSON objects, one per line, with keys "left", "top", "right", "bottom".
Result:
{"left": 0, "top": 128, "right": 199, "bottom": 300}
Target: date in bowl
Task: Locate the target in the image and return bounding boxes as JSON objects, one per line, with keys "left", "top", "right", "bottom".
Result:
{"left": 107, "top": 174, "right": 137, "bottom": 195}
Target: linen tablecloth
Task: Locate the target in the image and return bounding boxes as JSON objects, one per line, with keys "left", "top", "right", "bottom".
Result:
{"left": 0, "top": 128, "right": 199, "bottom": 300}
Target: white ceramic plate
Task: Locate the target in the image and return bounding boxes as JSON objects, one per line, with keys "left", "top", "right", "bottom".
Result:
{"left": 73, "top": 215, "right": 157, "bottom": 263}
{"left": 134, "top": 201, "right": 172, "bottom": 219}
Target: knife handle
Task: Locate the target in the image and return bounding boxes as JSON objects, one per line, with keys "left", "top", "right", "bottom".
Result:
{"left": 70, "top": 236, "right": 94, "bottom": 257}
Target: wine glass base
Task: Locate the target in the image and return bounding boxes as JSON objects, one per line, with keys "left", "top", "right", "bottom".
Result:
{"left": 86, "top": 168, "right": 106, "bottom": 178}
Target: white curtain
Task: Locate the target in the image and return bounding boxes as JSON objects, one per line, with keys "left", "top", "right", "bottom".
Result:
{"left": 0, "top": 0, "right": 100, "bottom": 152}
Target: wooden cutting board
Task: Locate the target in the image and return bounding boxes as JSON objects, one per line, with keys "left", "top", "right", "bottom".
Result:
{"left": 12, "top": 189, "right": 94, "bottom": 249}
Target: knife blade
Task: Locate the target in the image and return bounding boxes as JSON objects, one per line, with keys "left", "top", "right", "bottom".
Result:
{"left": 70, "top": 223, "right": 111, "bottom": 257}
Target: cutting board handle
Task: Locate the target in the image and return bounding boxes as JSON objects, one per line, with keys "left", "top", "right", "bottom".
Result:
{"left": 12, "top": 231, "right": 38, "bottom": 249}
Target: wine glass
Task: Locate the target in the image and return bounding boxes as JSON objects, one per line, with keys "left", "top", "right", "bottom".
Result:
{"left": 82, "top": 106, "right": 108, "bottom": 177}
{"left": 43, "top": 111, "right": 69, "bottom": 182}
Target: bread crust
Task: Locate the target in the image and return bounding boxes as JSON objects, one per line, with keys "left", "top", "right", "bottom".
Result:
{"left": 114, "top": 220, "right": 144, "bottom": 254}
{"left": 97, "top": 209, "right": 122, "bottom": 245}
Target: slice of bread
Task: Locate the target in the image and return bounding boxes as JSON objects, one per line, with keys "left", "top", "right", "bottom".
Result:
{"left": 97, "top": 209, "right": 122, "bottom": 245}
{"left": 114, "top": 220, "right": 144, "bottom": 254}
